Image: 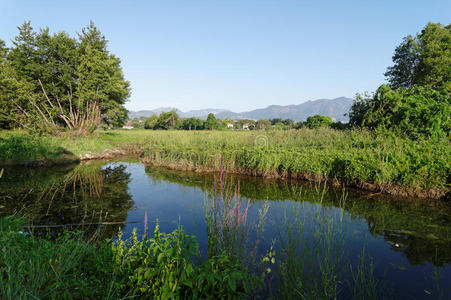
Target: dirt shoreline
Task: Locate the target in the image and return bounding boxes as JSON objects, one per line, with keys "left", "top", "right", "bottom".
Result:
{"left": 1, "top": 150, "right": 449, "bottom": 201}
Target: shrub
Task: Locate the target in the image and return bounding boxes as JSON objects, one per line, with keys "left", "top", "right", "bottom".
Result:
{"left": 349, "top": 85, "right": 450, "bottom": 139}
{"left": 305, "top": 115, "right": 334, "bottom": 129}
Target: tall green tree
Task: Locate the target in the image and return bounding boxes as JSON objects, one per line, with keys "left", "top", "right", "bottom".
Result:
{"left": 1, "top": 21, "right": 130, "bottom": 129}
{"left": 0, "top": 39, "right": 7, "bottom": 59}
{"left": 182, "top": 117, "right": 203, "bottom": 130}
{"left": 0, "top": 38, "right": 33, "bottom": 128}
{"left": 144, "top": 115, "right": 159, "bottom": 129}
{"left": 385, "top": 22, "right": 451, "bottom": 90}
{"left": 155, "top": 110, "right": 179, "bottom": 129}
{"left": 384, "top": 35, "right": 421, "bottom": 89}
{"left": 77, "top": 22, "right": 130, "bottom": 127}
{"left": 203, "top": 113, "right": 219, "bottom": 130}
{"left": 417, "top": 23, "right": 451, "bottom": 90}
{"left": 352, "top": 22, "right": 451, "bottom": 139}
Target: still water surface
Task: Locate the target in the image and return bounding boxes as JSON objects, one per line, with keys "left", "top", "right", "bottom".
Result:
{"left": 1, "top": 159, "right": 450, "bottom": 299}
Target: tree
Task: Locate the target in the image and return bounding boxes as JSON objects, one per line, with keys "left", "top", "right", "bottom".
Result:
{"left": 305, "top": 115, "right": 333, "bottom": 129}
{"left": 0, "top": 38, "right": 32, "bottom": 128}
{"left": 283, "top": 119, "right": 295, "bottom": 128}
{"left": 144, "top": 115, "right": 158, "bottom": 129}
{"left": 1, "top": 21, "right": 130, "bottom": 130}
{"left": 417, "top": 23, "right": 451, "bottom": 90}
{"left": 0, "top": 39, "right": 7, "bottom": 60}
{"left": 182, "top": 117, "right": 203, "bottom": 130}
{"left": 255, "top": 119, "right": 271, "bottom": 130}
{"left": 349, "top": 84, "right": 450, "bottom": 139}
{"left": 155, "top": 110, "right": 179, "bottom": 129}
{"left": 269, "top": 118, "right": 283, "bottom": 125}
{"left": 0, "top": 61, "right": 32, "bottom": 128}
{"left": 385, "top": 22, "right": 451, "bottom": 90}
{"left": 203, "top": 113, "right": 219, "bottom": 130}
{"left": 76, "top": 22, "right": 130, "bottom": 127}
{"left": 384, "top": 35, "right": 421, "bottom": 89}
{"left": 295, "top": 121, "right": 305, "bottom": 129}
{"left": 351, "top": 22, "right": 451, "bottom": 139}
{"left": 236, "top": 119, "right": 255, "bottom": 130}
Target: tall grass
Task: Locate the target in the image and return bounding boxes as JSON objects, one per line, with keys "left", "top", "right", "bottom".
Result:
{"left": 0, "top": 217, "right": 120, "bottom": 299}
{"left": 204, "top": 165, "right": 270, "bottom": 271}
{"left": 1, "top": 129, "right": 449, "bottom": 192}
{"left": 277, "top": 186, "right": 349, "bottom": 299}
{"left": 350, "top": 248, "right": 379, "bottom": 300}
{"left": 139, "top": 129, "right": 450, "bottom": 191}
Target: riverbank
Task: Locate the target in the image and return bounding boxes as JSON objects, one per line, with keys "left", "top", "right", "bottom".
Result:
{"left": 0, "top": 129, "right": 449, "bottom": 199}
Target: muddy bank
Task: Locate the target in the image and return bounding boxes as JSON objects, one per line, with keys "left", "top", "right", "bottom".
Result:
{"left": 140, "top": 157, "right": 449, "bottom": 201}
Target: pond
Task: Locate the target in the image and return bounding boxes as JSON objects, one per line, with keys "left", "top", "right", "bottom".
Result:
{"left": 1, "top": 159, "right": 450, "bottom": 299}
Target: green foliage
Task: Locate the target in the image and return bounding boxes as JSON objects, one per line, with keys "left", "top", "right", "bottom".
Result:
{"left": 0, "top": 39, "right": 6, "bottom": 59}
{"left": 113, "top": 224, "right": 256, "bottom": 298}
{"left": 0, "top": 217, "right": 119, "bottom": 299}
{"left": 182, "top": 117, "right": 203, "bottom": 130}
{"left": 384, "top": 34, "right": 422, "bottom": 89}
{"left": 385, "top": 22, "right": 451, "bottom": 90}
{"left": 144, "top": 111, "right": 181, "bottom": 130}
{"left": 155, "top": 110, "right": 180, "bottom": 130}
{"left": 0, "top": 62, "right": 32, "bottom": 129}
{"left": 138, "top": 129, "right": 450, "bottom": 190}
{"left": 144, "top": 115, "right": 159, "bottom": 129}
{"left": 0, "top": 21, "right": 130, "bottom": 130}
{"left": 255, "top": 119, "right": 271, "bottom": 130}
{"left": 113, "top": 224, "right": 199, "bottom": 297}
{"left": 305, "top": 115, "right": 334, "bottom": 129}
{"left": 0, "top": 133, "right": 66, "bottom": 162}
{"left": 127, "top": 117, "right": 146, "bottom": 129}
{"left": 236, "top": 119, "right": 256, "bottom": 130}
{"left": 0, "top": 129, "right": 449, "bottom": 190}
{"left": 0, "top": 215, "right": 257, "bottom": 299}
{"left": 352, "top": 22, "right": 451, "bottom": 139}
{"left": 350, "top": 84, "right": 450, "bottom": 139}
{"left": 282, "top": 118, "right": 295, "bottom": 127}
{"left": 203, "top": 113, "right": 220, "bottom": 130}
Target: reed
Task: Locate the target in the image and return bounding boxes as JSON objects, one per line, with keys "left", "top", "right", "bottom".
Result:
{"left": 205, "top": 163, "right": 269, "bottom": 268}
{"left": 1, "top": 129, "right": 449, "bottom": 195}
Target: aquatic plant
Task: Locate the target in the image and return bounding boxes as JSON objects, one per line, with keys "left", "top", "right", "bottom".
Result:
{"left": 349, "top": 248, "right": 380, "bottom": 300}
{"left": 277, "top": 187, "right": 350, "bottom": 299}
{"left": 205, "top": 163, "right": 270, "bottom": 270}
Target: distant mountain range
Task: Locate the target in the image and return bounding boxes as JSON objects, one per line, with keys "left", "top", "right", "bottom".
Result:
{"left": 128, "top": 97, "right": 354, "bottom": 122}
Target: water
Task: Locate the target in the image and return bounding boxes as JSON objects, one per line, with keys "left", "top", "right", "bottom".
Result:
{"left": 1, "top": 159, "right": 450, "bottom": 299}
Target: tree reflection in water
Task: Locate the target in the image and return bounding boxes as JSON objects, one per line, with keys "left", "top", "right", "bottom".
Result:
{"left": 0, "top": 161, "right": 133, "bottom": 239}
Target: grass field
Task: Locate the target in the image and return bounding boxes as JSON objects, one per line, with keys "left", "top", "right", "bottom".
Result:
{"left": 0, "top": 129, "right": 449, "bottom": 193}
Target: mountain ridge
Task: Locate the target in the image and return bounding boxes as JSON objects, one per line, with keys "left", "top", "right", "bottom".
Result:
{"left": 128, "top": 97, "right": 354, "bottom": 122}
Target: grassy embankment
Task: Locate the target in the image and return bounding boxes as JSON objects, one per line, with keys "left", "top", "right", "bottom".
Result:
{"left": 0, "top": 129, "right": 449, "bottom": 197}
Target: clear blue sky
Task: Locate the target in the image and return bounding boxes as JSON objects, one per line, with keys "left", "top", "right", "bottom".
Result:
{"left": 1, "top": 0, "right": 450, "bottom": 112}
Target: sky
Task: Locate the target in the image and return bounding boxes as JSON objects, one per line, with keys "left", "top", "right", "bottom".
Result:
{"left": 1, "top": 1, "right": 450, "bottom": 112}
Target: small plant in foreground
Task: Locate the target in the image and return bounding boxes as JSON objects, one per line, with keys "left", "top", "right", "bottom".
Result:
{"left": 112, "top": 221, "right": 259, "bottom": 299}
